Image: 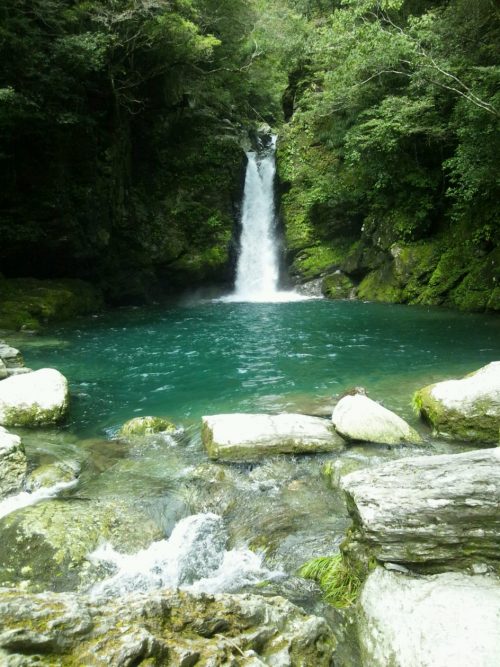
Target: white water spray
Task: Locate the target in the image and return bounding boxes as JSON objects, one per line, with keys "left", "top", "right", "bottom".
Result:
{"left": 223, "top": 136, "right": 308, "bottom": 303}
{"left": 88, "top": 512, "right": 282, "bottom": 598}
{"left": 0, "top": 479, "right": 78, "bottom": 520}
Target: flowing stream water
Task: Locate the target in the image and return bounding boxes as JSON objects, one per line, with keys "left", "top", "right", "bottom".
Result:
{"left": 1, "top": 134, "right": 500, "bottom": 617}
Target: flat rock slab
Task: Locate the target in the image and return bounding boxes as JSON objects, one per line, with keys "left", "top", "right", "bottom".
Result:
{"left": 332, "top": 394, "right": 422, "bottom": 445}
{"left": 359, "top": 568, "right": 500, "bottom": 667}
{"left": 202, "top": 413, "right": 345, "bottom": 461}
{"left": 0, "top": 368, "right": 69, "bottom": 427}
{"left": 414, "top": 361, "right": 500, "bottom": 442}
{"left": 341, "top": 448, "right": 500, "bottom": 568}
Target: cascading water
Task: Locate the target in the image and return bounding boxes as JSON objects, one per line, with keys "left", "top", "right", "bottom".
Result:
{"left": 223, "top": 135, "right": 307, "bottom": 303}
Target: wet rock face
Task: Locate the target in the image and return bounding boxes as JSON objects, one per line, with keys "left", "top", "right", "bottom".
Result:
{"left": 0, "top": 368, "right": 69, "bottom": 427}
{"left": 332, "top": 394, "right": 422, "bottom": 446}
{"left": 414, "top": 361, "right": 500, "bottom": 443}
{"left": 118, "top": 415, "right": 177, "bottom": 438}
{"left": 0, "top": 427, "right": 27, "bottom": 498}
{"left": 202, "top": 413, "right": 345, "bottom": 461}
{"left": 341, "top": 448, "right": 500, "bottom": 571}
{"left": 359, "top": 568, "right": 500, "bottom": 667}
{"left": 0, "top": 589, "right": 336, "bottom": 666}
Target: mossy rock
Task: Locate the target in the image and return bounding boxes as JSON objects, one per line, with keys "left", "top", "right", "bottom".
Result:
{"left": 291, "top": 240, "right": 355, "bottom": 281}
{"left": 118, "top": 416, "right": 177, "bottom": 438}
{"left": 449, "top": 247, "right": 500, "bottom": 312}
{"left": 357, "top": 264, "right": 404, "bottom": 303}
{"left": 322, "top": 271, "right": 356, "bottom": 300}
{"left": 391, "top": 241, "right": 442, "bottom": 303}
{"left": 0, "top": 278, "right": 103, "bottom": 331}
{"left": 26, "top": 461, "right": 79, "bottom": 491}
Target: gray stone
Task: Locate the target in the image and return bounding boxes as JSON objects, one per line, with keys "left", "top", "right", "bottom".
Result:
{"left": 0, "top": 588, "right": 336, "bottom": 665}
{"left": 0, "top": 342, "right": 23, "bottom": 368}
{"left": 332, "top": 394, "right": 422, "bottom": 445}
{"left": 202, "top": 413, "right": 345, "bottom": 461}
{"left": 0, "top": 427, "right": 27, "bottom": 499}
{"left": 414, "top": 361, "right": 500, "bottom": 443}
{"left": 26, "top": 460, "right": 79, "bottom": 492}
{"left": 341, "top": 448, "right": 500, "bottom": 570}
{"left": 0, "top": 368, "right": 69, "bottom": 427}
{"left": 359, "top": 567, "right": 500, "bottom": 667}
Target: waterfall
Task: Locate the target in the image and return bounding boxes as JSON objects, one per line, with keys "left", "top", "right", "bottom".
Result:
{"left": 222, "top": 135, "right": 307, "bottom": 303}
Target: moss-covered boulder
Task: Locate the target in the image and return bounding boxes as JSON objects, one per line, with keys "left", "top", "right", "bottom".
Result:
{"left": 322, "top": 271, "right": 356, "bottom": 300}
{"left": 357, "top": 263, "right": 404, "bottom": 303}
{"left": 0, "top": 278, "right": 103, "bottom": 332}
{"left": 0, "top": 368, "right": 69, "bottom": 427}
{"left": 26, "top": 461, "right": 79, "bottom": 492}
{"left": 0, "top": 588, "right": 336, "bottom": 665}
{"left": 0, "top": 427, "right": 27, "bottom": 499}
{"left": 118, "top": 416, "right": 176, "bottom": 438}
{"left": 414, "top": 362, "right": 500, "bottom": 442}
{"left": 0, "top": 497, "right": 164, "bottom": 592}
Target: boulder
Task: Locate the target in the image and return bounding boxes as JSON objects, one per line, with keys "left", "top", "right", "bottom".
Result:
{"left": 0, "top": 342, "right": 23, "bottom": 368}
{"left": 358, "top": 568, "right": 500, "bottom": 667}
{"left": 322, "top": 271, "right": 356, "bottom": 300}
{"left": 414, "top": 362, "right": 500, "bottom": 443}
{"left": 26, "top": 460, "right": 79, "bottom": 492}
{"left": 118, "top": 415, "right": 176, "bottom": 438}
{"left": 0, "top": 427, "right": 27, "bottom": 498}
{"left": 0, "top": 368, "right": 69, "bottom": 427}
{"left": 332, "top": 394, "right": 421, "bottom": 445}
{"left": 202, "top": 413, "right": 345, "bottom": 461}
{"left": 0, "top": 588, "right": 336, "bottom": 666}
{"left": 341, "top": 448, "right": 500, "bottom": 570}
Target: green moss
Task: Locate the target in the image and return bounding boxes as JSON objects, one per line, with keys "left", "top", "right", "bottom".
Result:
{"left": 357, "top": 264, "right": 404, "bottom": 303}
{"left": 0, "top": 277, "right": 103, "bottom": 331}
{"left": 118, "top": 415, "right": 176, "bottom": 437}
{"left": 449, "top": 247, "right": 500, "bottom": 312}
{"left": 291, "top": 241, "right": 353, "bottom": 281}
{"left": 298, "top": 554, "right": 362, "bottom": 608}
{"left": 3, "top": 401, "right": 69, "bottom": 428}
{"left": 322, "top": 271, "right": 356, "bottom": 300}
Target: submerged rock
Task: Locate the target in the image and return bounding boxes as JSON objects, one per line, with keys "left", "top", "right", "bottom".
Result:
{"left": 359, "top": 567, "right": 500, "bottom": 667}
{"left": 0, "top": 588, "right": 336, "bottom": 666}
{"left": 202, "top": 413, "right": 345, "bottom": 461}
{"left": 341, "top": 448, "right": 500, "bottom": 571}
{"left": 0, "top": 368, "right": 69, "bottom": 427}
{"left": 26, "top": 460, "right": 79, "bottom": 492}
{"left": 332, "top": 394, "right": 421, "bottom": 445}
{"left": 414, "top": 362, "right": 500, "bottom": 443}
{"left": 0, "top": 427, "right": 27, "bottom": 498}
{"left": 118, "top": 415, "right": 177, "bottom": 438}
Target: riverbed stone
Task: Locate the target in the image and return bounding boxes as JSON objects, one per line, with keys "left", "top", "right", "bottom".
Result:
{"left": 118, "top": 415, "right": 177, "bottom": 438}
{"left": 0, "top": 368, "right": 69, "bottom": 427}
{"left": 358, "top": 567, "right": 500, "bottom": 667}
{"left": 202, "top": 413, "right": 345, "bottom": 461}
{"left": 0, "top": 427, "right": 27, "bottom": 499}
{"left": 0, "top": 497, "right": 164, "bottom": 592}
{"left": 332, "top": 394, "right": 422, "bottom": 445}
{"left": 0, "top": 588, "right": 336, "bottom": 666}
{"left": 341, "top": 448, "right": 500, "bottom": 571}
{"left": 0, "top": 342, "right": 23, "bottom": 368}
{"left": 26, "top": 460, "right": 79, "bottom": 492}
{"left": 414, "top": 362, "right": 500, "bottom": 442}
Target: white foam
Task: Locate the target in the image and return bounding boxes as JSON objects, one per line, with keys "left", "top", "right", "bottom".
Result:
{"left": 0, "top": 479, "right": 78, "bottom": 520}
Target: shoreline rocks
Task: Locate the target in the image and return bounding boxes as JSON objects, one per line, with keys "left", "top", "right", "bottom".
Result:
{"left": 0, "top": 427, "right": 27, "bottom": 499}
{"left": 359, "top": 567, "right": 500, "bottom": 667}
{"left": 202, "top": 413, "right": 345, "bottom": 461}
{"left": 0, "top": 368, "right": 69, "bottom": 427}
{"left": 341, "top": 448, "right": 500, "bottom": 571}
{"left": 414, "top": 362, "right": 500, "bottom": 443}
{"left": 0, "top": 588, "right": 336, "bottom": 665}
{"left": 332, "top": 394, "right": 422, "bottom": 445}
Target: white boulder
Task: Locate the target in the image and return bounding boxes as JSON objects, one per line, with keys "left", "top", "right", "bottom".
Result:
{"left": 202, "top": 413, "right": 345, "bottom": 461}
{"left": 0, "top": 368, "right": 69, "bottom": 427}
{"left": 359, "top": 567, "right": 500, "bottom": 667}
{"left": 0, "top": 426, "right": 27, "bottom": 498}
{"left": 414, "top": 361, "right": 500, "bottom": 442}
{"left": 332, "top": 394, "right": 421, "bottom": 445}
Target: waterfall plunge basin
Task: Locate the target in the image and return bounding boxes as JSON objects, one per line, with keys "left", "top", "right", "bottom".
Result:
{"left": 1, "top": 298, "right": 499, "bottom": 604}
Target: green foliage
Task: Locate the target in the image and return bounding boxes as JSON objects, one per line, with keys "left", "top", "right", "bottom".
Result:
{"left": 298, "top": 554, "right": 362, "bottom": 607}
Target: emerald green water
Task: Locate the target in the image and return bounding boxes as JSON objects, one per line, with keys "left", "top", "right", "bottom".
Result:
{"left": 17, "top": 299, "right": 500, "bottom": 438}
